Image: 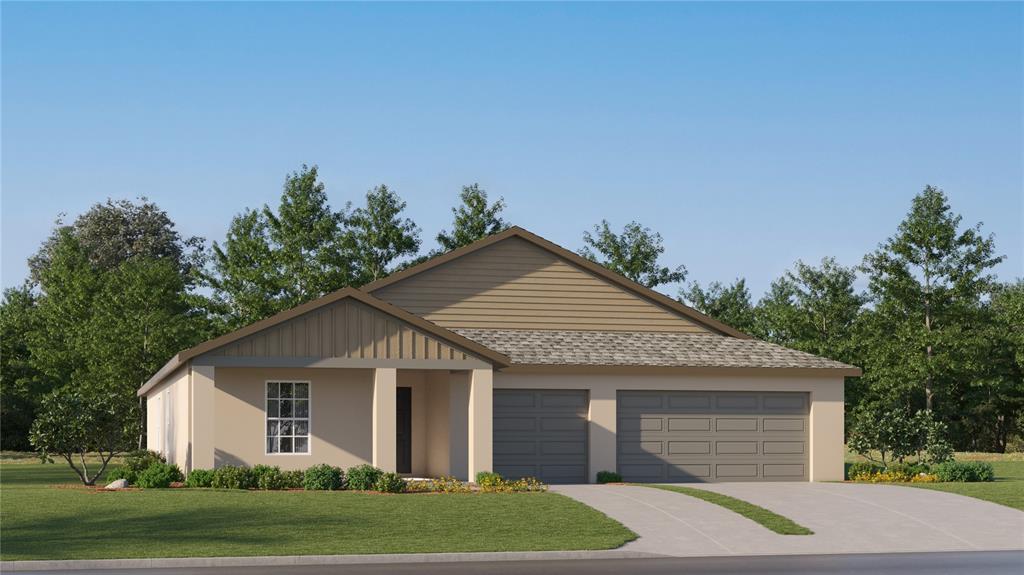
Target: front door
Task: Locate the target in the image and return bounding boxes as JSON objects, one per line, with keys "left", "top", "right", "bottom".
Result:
{"left": 396, "top": 387, "right": 412, "bottom": 474}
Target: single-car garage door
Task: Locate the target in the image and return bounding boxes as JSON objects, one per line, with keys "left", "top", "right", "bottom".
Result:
{"left": 493, "top": 389, "right": 588, "bottom": 484}
{"left": 617, "top": 391, "right": 808, "bottom": 482}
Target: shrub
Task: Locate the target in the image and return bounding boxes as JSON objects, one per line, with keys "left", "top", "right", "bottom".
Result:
{"left": 375, "top": 472, "right": 407, "bottom": 493}
{"left": 212, "top": 465, "right": 257, "bottom": 489}
{"left": 477, "top": 474, "right": 547, "bottom": 493}
{"left": 936, "top": 461, "right": 995, "bottom": 482}
{"left": 282, "top": 469, "right": 305, "bottom": 489}
{"left": 848, "top": 405, "right": 953, "bottom": 466}
{"left": 888, "top": 462, "right": 930, "bottom": 477}
{"left": 104, "top": 467, "right": 135, "bottom": 485}
{"left": 252, "top": 465, "right": 286, "bottom": 490}
{"left": 346, "top": 464, "right": 382, "bottom": 490}
{"left": 135, "top": 462, "right": 184, "bottom": 488}
{"left": 846, "top": 461, "right": 882, "bottom": 480}
{"left": 596, "top": 471, "right": 623, "bottom": 484}
{"left": 475, "top": 471, "right": 503, "bottom": 488}
{"left": 304, "top": 464, "right": 344, "bottom": 490}
{"left": 185, "top": 469, "right": 215, "bottom": 488}
{"left": 430, "top": 476, "right": 472, "bottom": 493}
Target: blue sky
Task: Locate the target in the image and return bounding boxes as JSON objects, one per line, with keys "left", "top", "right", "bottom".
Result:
{"left": 3, "top": 2, "right": 1021, "bottom": 298}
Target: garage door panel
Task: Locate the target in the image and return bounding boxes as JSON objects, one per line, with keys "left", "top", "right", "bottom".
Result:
{"left": 668, "top": 441, "right": 710, "bottom": 454}
{"left": 668, "top": 417, "right": 711, "bottom": 431}
{"left": 668, "top": 464, "right": 712, "bottom": 480}
{"left": 494, "top": 389, "right": 588, "bottom": 484}
{"left": 716, "top": 441, "right": 758, "bottom": 455}
{"left": 715, "top": 395, "right": 759, "bottom": 410}
{"left": 763, "top": 441, "right": 804, "bottom": 454}
{"left": 715, "top": 418, "right": 758, "bottom": 432}
{"left": 763, "top": 418, "right": 804, "bottom": 431}
{"left": 494, "top": 417, "right": 536, "bottom": 432}
{"left": 619, "top": 441, "right": 663, "bottom": 455}
{"left": 764, "top": 464, "right": 805, "bottom": 478}
{"left": 494, "top": 441, "right": 536, "bottom": 455}
{"left": 667, "top": 394, "right": 712, "bottom": 409}
{"left": 618, "top": 391, "right": 808, "bottom": 483}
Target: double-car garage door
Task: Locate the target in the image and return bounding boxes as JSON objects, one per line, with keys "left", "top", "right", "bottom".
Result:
{"left": 617, "top": 391, "right": 809, "bottom": 482}
{"left": 493, "top": 389, "right": 809, "bottom": 484}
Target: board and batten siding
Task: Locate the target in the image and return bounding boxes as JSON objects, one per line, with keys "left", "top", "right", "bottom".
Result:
{"left": 372, "top": 237, "right": 709, "bottom": 333}
{"left": 207, "top": 299, "right": 477, "bottom": 362}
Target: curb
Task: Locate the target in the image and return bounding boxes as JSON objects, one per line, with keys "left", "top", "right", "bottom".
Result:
{"left": 0, "top": 550, "right": 663, "bottom": 572}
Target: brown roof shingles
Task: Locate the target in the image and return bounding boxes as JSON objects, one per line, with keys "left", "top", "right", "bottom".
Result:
{"left": 454, "top": 328, "right": 859, "bottom": 372}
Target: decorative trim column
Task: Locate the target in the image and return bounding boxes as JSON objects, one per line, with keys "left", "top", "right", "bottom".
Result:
{"left": 467, "top": 368, "right": 493, "bottom": 481}
{"left": 372, "top": 368, "right": 398, "bottom": 472}
{"left": 587, "top": 386, "right": 616, "bottom": 483}
{"left": 190, "top": 364, "right": 215, "bottom": 472}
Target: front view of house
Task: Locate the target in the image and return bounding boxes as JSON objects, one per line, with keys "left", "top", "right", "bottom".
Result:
{"left": 139, "top": 227, "right": 859, "bottom": 484}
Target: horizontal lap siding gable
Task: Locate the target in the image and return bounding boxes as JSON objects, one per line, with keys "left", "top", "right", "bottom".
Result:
{"left": 373, "top": 237, "right": 708, "bottom": 333}
{"left": 207, "top": 299, "right": 472, "bottom": 361}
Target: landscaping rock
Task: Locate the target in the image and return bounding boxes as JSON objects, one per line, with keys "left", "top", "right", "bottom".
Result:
{"left": 105, "top": 478, "right": 129, "bottom": 490}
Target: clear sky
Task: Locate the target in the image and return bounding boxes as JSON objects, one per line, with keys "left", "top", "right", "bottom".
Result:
{"left": 2, "top": 2, "right": 1021, "bottom": 299}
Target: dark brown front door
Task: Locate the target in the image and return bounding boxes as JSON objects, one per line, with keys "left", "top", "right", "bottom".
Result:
{"left": 396, "top": 387, "right": 412, "bottom": 474}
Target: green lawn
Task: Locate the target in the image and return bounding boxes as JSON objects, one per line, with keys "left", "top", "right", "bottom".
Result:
{"left": 0, "top": 463, "right": 636, "bottom": 561}
{"left": 643, "top": 484, "right": 813, "bottom": 535}
{"left": 844, "top": 450, "right": 1024, "bottom": 512}
{"left": 905, "top": 460, "right": 1024, "bottom": 511}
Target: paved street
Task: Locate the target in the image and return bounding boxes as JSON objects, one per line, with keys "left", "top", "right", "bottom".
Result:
{"left": 15, "top": 552, "right": 1024, "bottom": 575}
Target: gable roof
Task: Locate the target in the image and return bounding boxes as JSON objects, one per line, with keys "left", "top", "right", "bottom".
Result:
{"left": 362, "top": 226, "right": 751, "bottom": 339}
{"left": 137, "top": 287, "right": 511, "bottom": 396}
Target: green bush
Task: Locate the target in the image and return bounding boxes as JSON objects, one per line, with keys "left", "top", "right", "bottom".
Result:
{"left": 282, "top": 469, "right": 305, "bottom": 489}
{"left": 185, "top": 469, "right": 214, "bottom": 488}
{"left": 252, "top": 465, "right": 287, "bottom": 490}
{"left": 303, "top": 464, "right": 344, "bottom": 490}
{"left": 104, "top": 467, "right": 135, "bottom": 485}
{"left": 935, "top": 460, "right": 995, "bottom": 482}
{"left": 346, "top": 464, "right": 382, "bottom": 490}
{"left": 596, "top": 471, "right": 623, "bottom": 484}
{"left": 212, "top": 465, "right": 257, "bottom": 489}
{"left": 888, "top": 462, "right": 930, "bottom": 477}
{"left": 375, "top": 472, "right": 407, "bottom": 493}
{"left": 108, "top": 450, "right": 167, "bottom": 485}
{"left": 135, "top": 462, "right": 184, "bottom": 488}
{"left": 846, "top": 461, "right": 883, "bottom": 480}
{"left": 474, "top": 471, "right": 503, "bottom": 488}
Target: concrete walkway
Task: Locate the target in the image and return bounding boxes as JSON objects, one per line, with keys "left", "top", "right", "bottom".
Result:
{"left": 551, "top": 483, "right": 1024, "bottom": 557}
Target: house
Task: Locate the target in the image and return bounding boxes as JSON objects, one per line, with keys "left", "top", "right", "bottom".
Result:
{"left": 138, "top": 227, "right": 859, "bottom": 484}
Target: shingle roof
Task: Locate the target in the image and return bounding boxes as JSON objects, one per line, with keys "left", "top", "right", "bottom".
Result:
{"left": 453, "top": 328, "right": 859, "bottom": 372}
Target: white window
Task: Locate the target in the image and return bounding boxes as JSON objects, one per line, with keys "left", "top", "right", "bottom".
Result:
{"left": 266, "top": 381, "right": 310, "bottom": 454}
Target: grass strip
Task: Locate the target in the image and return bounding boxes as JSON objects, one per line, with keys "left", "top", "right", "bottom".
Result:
{"left": 643, "top": 484, "right": 813, "bottom": 535}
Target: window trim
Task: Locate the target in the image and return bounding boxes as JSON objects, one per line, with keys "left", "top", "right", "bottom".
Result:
{"left": 264, "top": 379, "right": 312, "bottom": 456}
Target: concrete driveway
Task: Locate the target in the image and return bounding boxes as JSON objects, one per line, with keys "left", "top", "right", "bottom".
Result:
{"left": 552, "top": 483, "right": 1024, "bottom": 557}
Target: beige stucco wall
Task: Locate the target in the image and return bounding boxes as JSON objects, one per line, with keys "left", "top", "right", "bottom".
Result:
{"left": 494, "top": 371, "right": 845, "bottom": 483}
{"left": 213, "top": 367, "right": 374, "bottom": 470}
{"left": 145, "top": 365, "right": 190, "bottom": 468}
{"left": 424, "top": 371, "right": 451, "bottom": 477}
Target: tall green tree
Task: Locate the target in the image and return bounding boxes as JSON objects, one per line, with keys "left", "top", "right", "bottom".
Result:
{"left": 347, "top": 185, "right": 421, "bottom": 284}
{"left": 28, "top": 198, "right": 204, "bottom": 287}
{"left": 435, "top": 184, "right": 509, "bottom": 252}
{"left": 208, "top": 165, "right": 354, "bottom": 328}
{"left": 754, "top": 257, "right": 865, "bottom": 362}
{"left": 681, "top": 279, "right": 756, "bottom": 333}
{"left": 963, "top": 281, "right": 1024, "bottom": 451}
{"left": 0, "top": 286, "right": 44, "bottom": 450}
{"left": 858, "top": 186, "right": 1003, "bottom": 418}
{"left": 579, "top": 220, "right": 686, "bottom": 289}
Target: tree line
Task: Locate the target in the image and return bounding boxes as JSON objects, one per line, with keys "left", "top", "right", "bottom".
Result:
{"left": 1, "top": 167, "right": 1021, "bottom": 457}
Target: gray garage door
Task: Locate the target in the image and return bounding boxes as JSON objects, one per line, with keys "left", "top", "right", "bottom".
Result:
{"left": 617, "top": 391, "right": 809, "bottom": 482}
{"left": 493, "top": 389, "right": 588, "bottom": 484}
